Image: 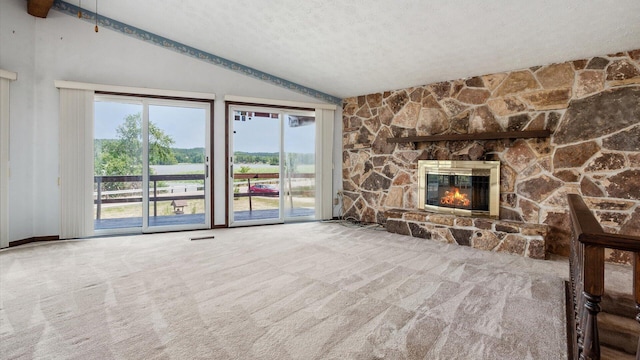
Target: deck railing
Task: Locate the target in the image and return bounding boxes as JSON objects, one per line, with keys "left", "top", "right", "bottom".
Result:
{"left": 233, "top": 172, "right": 315, "bottom": 211}
{"left": 567, "top": 194, "right": 640, "bottom": 360}
{"left": 94, "top": 174, "right": 205, "bottom": 219}
{"left": 95, "top": 172, "right": 316, "bottom": 218}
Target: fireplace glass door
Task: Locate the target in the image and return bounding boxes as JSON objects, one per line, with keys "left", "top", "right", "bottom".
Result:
{"left": 418, "top": 160, "right": 500, "bottom": 218}
{"left": 426, "top": 170, "right": 490, "bottom": 212}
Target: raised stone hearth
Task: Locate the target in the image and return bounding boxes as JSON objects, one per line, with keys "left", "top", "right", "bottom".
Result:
{"left": 385, "top": 209, "right": 547, "bottom": 259}
{"left": 343, "top": 48, "right": 640, "bottom": 263}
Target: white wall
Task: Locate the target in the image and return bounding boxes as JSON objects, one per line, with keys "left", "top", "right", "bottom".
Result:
{"left": 0, "top": 0, "right": 37, "bottom": 242}
{"left": 0, "top": 0, "right": 343, "bottom": 241}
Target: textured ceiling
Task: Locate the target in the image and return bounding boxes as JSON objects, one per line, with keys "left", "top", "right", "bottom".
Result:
{"left": 72, "top": 0, "right": 640, "bottom": 99}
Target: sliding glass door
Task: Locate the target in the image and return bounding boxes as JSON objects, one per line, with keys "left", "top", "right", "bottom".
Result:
{"left": 94, "top": 99, "right": 144, "bottom": 230}
{"left": 146, "top": 103, "right": 208, "bottom": 230}
{"left": 94, "top": 96, "right": 210, "bottom": 233}
{"left": 283, "top": 112, "right": 316, "bottom": 219}
{"left": 228, "top": 106, "right": 316, "bottom": 226}
{"left": 230, "top": 109, "right": 282, "bottom": 224}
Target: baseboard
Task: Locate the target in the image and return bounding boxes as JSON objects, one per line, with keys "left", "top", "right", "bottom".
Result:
{"left": 9, "top": 235, "right": 60, "bottom": 247}
{"left": 7, "top": 227, "right": 228, "bottom": 247}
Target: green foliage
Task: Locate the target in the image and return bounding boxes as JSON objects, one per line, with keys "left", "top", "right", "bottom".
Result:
{"left": 238, "top": 166, "right": 251, "bottom": 174}
{"left": 233, "top": 151, "right": 313, "bottom": 167}
{"left": 148, "top": 120, "right": 178, "bottom": 165}
{"left": 173, "top": 148, "right": 205, "bottom": 164}
{"left": 285, "top": 152, "right": 315, "bottom": 175}
{"left": 234, "top": 151, "right": 279, "bottom": 165}
{"left": 286, "top": 152, "right": 314, "bottom": 167}
{"left": 95, "top": 113, "right": 177, "bottom": 190}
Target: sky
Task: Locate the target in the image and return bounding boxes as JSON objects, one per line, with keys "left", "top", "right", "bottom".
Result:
{"left": 232, "top": 112, "right": 315, "bottom": 154}
{"left": 94, "top": 101, "right": 315, "bottom": 154}
{"left": 94, "top": 101, "right": 206, "bottom": 149}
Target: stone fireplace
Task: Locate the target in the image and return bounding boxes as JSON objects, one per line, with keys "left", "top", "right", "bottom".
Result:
{"left": 418, "top": 160, "right": 499, "bottom": 218}
{"left": 342, "top": 48, "right": 640, "bottom": 262}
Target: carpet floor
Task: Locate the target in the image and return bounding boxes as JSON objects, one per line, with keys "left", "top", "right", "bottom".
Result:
{"left": 0, "top": 222, "right": 570, "bottom": 359}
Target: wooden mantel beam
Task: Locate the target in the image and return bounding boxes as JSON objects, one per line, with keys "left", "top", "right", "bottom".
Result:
{"left": 386, "top": 129, "right": 551, "bottom": 144}
{"left": 27, "top": 0, "right": 54, "bottom": 18}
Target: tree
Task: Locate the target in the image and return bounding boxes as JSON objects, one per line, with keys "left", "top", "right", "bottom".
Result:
{"left": 148, "top": 121, "right": 177, "bottom": 165}
{"left": 173, "top": 148, "right": 205, "bottom": 164}
{"left": 95, "top": 113, "right": 177, "bottom": 190}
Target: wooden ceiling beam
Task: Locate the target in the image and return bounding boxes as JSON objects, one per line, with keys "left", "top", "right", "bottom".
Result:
{"left": 27, "top": 0, "right": 55, "bottom": 18}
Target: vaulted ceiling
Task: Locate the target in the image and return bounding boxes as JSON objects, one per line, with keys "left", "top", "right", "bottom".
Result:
{"left": 52, "top": 0, "right": 640, "bottom": 99}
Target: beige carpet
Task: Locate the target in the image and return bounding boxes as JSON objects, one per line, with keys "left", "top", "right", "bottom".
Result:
{"left": 0, "top": 222, "right": 569, "bottom": 359}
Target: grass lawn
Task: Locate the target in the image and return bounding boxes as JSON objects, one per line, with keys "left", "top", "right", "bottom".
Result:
{"left": 96, "top": 199, "right": 205, "bottom": 220}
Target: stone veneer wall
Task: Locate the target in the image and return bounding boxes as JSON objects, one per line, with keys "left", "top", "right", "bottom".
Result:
{"left": 342, "top": 49, "right": 640, "bottom": 262}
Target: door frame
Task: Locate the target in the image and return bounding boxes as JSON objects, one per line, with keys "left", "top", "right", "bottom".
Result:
{"left": 226, "top": 103, "right": 319, "bottom": 227}
{"left": 282, "top": 108, "right": 318, "bottom": 223}
{"left": 224, "top": 98, "right": 337, "bottom": 227}
{"left": 93, "top": 92, "right": 214, "bottom": 235}
{"left": 143, "top": 98, "right": 212, "bottom": 233}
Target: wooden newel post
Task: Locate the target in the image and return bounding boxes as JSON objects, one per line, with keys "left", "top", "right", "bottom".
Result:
{"left": 580, "top": 244, "right": 604, "bottom": 360}
{"left": 581, "top": 292, "right": 601, "bottom": 360}
{"left": 636, "top": 304, "right": 640, "bottom": 360}
{"left": 567, "top": 194, "right": 640, "bottom": 360}
{"left": 634, "top": 252, "right": 639, "bottom": 360}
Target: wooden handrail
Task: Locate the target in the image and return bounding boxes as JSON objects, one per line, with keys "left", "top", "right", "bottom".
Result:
{"left": 579, "top": 233, "right": 640, "bottom": 252}
{"left": 233, "top": 172, "right": 315, "bottom": 179}
{"left": 568, "top": 193, "right": 606, "bottom": 234}
{"left": 567, "top": 194, "right": 640, "bottom": 360}
{"left": 234, "top": 173, "right": 279, "bottom": 179}
{"left": 95, "top": 174, "right": 206, "bottom": 182}
{"left": 569, "top": 194, "right": 640, "bottom": 250}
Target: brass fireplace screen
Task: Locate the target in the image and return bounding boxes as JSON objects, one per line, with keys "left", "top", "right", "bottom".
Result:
{"left": 418, "top": 160, "right": 500, "bottom": 218}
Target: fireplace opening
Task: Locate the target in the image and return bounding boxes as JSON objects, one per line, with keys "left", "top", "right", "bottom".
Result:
{"left": 419, "top": 160, "right": 499, "bottom": 218}
{"left": 426, "top": 173, "right": 490, "bottom": 211}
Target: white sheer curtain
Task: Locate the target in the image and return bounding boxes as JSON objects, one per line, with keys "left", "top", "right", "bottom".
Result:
{"left": 316, "top": 108, "right": 335, "bottom": 220}
{"left": 58, "top": 88, "right": 95, "bottom": 239}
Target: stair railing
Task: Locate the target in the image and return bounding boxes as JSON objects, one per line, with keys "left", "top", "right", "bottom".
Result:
{"left": 567, "top": 194, "right": 640, "bottom": 360}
